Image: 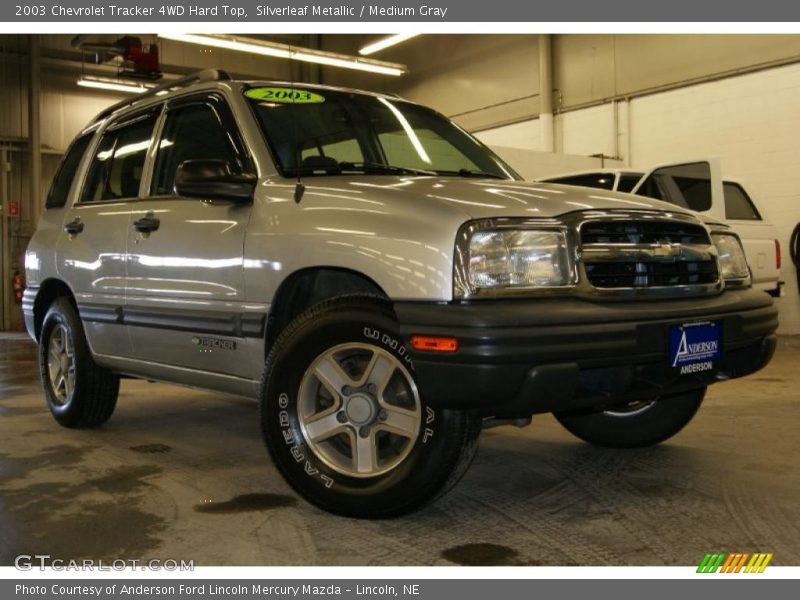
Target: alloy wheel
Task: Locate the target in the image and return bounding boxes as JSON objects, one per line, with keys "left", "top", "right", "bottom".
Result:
{"left": 297, "top": 342, "right": 422, "bottom": 478}
{"left": 47, "top": 323, "right": 76, "bottom": 405}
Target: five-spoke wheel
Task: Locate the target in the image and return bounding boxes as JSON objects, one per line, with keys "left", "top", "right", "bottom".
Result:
{"left": 299, "top": 343, "right": 421, "bottom": 478}
{"left": 46, "top": 323, "right": 76, "bottom": 405}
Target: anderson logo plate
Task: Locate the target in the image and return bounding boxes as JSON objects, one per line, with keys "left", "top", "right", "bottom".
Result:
{"left": 669, "top": 322, "right": 721, "bottom": 374}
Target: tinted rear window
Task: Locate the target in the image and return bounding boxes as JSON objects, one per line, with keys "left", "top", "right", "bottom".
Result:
{"left": 46, "top": 132, "right": 94, "bottom": 208}
{"left": 547, "top": 173, "right": 615, "bottom": 190}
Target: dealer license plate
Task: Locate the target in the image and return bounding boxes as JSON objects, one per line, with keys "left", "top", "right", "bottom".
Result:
{"left": 668, "top": 321, "right": 721, "bottom": 375}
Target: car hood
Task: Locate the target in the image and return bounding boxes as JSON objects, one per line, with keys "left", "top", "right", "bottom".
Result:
{"left": 290, "top": 176, "right": 700, "bottom": 221}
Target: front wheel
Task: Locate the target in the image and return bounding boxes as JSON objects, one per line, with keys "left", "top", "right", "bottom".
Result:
{"left": 260, "top": 296, "right": 481, "bottom": 518}
{"left": 554, "top": 388, "right": 706, "bottom": 448}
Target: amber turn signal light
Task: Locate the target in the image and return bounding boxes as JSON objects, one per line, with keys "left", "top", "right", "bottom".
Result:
{"left": 410, "top": 336, "right": 459, "bottom": 353}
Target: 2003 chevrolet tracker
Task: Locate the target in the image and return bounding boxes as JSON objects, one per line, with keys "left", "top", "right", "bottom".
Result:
{"left": 24, "top": 70, "right": 778, "bottom": 517}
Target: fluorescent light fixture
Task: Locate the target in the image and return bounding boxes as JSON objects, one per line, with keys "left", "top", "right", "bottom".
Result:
{"left": 77, "top": 76, "right": 152, "bottom": 94}
{"left": 359, "top": 34, "right": 420, "bottom": 56}
{"left": 159, "top": 33, "right": 292, "bottom": 59}
{"left": 159, "top": 33, "right": 406, "bottom": 76}
{"left": 291, "top": 52, "right": 404, "bottom": 76}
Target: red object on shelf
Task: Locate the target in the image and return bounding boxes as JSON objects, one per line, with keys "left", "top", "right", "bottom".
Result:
{"left": 13, "top": 272, "right": 24, "bottom": 304}
{"left": 120, "top": 36, "right": 160, "bottom": 77}
{"left": 7, "top": 201, "right": 19, "bottom": 217}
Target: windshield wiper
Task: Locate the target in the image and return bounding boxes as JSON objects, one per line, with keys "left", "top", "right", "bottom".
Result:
{"left": 284, "top": 162, "right": 435, "bottom": 177}
{"left": 338, "top": 161, "right": 437, "bottom": 176}
{"left": 284, "top": 165, "right": 340, "bottom": 177}
{"left": 444, "top": 168, "right": 507, "bottom": 180}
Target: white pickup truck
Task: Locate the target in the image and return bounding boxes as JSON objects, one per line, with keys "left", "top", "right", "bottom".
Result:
{"left": 541, "top": 162, "right": 782, "bottom": 296}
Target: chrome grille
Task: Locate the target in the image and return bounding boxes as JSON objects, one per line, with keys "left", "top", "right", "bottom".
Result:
{"left": 579, "top": 218, "right": 720, "bottom": 292}
{"left": 581, "top": 220, "right": 710, "bottom": 246}
{"left": 584, "top": 260, "right": 719, "bottom": 288}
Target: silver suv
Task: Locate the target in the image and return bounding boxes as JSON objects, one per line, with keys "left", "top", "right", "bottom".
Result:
{"left": 24, "top": 70, "right": 778, "bottom": 517}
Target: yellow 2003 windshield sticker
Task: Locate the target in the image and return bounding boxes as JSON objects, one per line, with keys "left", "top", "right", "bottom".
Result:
{"left": 245, "top": 87, "right": 326, "bottom": 103}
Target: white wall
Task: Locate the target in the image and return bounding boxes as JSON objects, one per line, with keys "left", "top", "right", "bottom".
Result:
{"left": 488, "top": 145, "right": 623, "bottom": 181}
{"left": 558, "top": 103, "right": 624, "bottom": 157}
{"left": 479, "top": 63, "right": 800, "bottom": 334}
{"left": 477, "top": 103, "right": 630, "bottom": 159}
{"left": 476, "top": 120, "right": 541, "bottom": 152}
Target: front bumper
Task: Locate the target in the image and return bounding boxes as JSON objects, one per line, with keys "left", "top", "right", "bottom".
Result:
{"left": 395, "top": 288, "right": 778, "bottom": 417}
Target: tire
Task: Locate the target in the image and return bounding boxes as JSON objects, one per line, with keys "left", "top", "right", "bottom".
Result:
{"left": 38, "top": 297, "right": 120, "bottom": 428}
{"left": 554, "top": 388, "right": 706, "bottom": 449}
{"left": 260, "top": 296, "right": 481, "bottom": 518}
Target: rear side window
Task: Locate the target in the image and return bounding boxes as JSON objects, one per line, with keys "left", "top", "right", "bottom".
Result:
{"left": 46, "top": 132, "right": 94, "bottom": 208}
{"left": 547, "top": 173, "right": 615, "bottom": 191}
{"left": 617, "top": 175, "right": 642, "bottom": 193}
{"left": 638, "top": 175, "right": 712, "bottom": 211}
{"left": 150, "top": 99, "right": 242, "bottom": 196}
{"left": 81, "top": 113, "right": 158, "bottom": 203}
{"left": 723, "top": 182, "right": 761, "bottom": 220}
{"left": 636, "top": 163, "right": 713, "bottom": 213}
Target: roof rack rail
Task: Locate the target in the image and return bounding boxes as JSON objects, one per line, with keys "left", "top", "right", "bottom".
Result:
{"left": 92, "top": 69, "right": 232, "bottom": 123}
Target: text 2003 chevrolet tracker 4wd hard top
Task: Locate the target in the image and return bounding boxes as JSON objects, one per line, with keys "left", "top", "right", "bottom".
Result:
{"left": 24, "top": 70, "right": 777, "bottom": 517}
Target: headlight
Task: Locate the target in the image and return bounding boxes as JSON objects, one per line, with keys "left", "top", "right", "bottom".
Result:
{"left": 466, "top": 229, "right": 572, "bottom": 291}
{"left": 712, "top": 233, "right": 749, "bottom": 281}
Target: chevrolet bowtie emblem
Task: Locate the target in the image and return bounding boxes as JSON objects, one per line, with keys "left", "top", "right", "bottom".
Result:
{"left": 652, "top": 243, "right": 682, "bottom": 258}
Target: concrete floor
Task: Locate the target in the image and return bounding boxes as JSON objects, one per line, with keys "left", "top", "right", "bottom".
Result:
{"left": 1, "top": 333, "right": 798, "bottom": 567}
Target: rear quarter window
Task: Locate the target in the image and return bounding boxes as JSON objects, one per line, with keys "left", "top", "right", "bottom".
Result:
{"left": 723, "top": 182, "right": 762, "bottom": 220}
{"left": 45, "top": 131, "right": 94, "bottom": 208}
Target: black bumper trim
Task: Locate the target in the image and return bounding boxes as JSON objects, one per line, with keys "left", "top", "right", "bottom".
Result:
{"left": 394, "top": 289, "right": 778, "bottom": 417}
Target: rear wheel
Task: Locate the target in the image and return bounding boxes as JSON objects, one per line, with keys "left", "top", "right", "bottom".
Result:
{"left": 38, "top": 297, "right": 119, "bottom": 428}
{"left": 554, "top": 388, "right": 706, "bottom": 448}
{"left": 260, "top": 296, "right": 481, "bottom": 518}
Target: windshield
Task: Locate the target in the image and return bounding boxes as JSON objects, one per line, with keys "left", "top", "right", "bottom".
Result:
{"left": 245, "top": 86, "right": 519, "bottom": 180}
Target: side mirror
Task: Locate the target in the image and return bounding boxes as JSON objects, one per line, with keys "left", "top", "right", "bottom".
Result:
{"left": 174, "top": 159, "right": 256, "bottom": 203}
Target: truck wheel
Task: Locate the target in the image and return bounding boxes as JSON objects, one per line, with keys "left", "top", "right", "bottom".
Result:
{"left": 38, "top": 297, "right": 119, "bottom": 428}
{"left": 554, "top": 388, "right": 706, "bottom": 448}
{"left": 260, "top": 296, "right": 481, "bottom": 518}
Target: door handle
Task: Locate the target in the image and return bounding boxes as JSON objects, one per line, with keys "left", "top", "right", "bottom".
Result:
{"left": 64, "top": 218, "right": 84, "bottom": 235}
{"left": 133, "top": 214, "right": 160, "bottom": 234}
